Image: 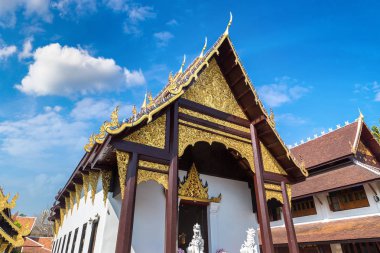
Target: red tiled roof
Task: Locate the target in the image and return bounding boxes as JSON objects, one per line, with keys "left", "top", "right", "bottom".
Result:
{"left": 263, "top": 215, "right": 380, "bottom": 244}
{"left": 15, "top": 216, "right": 36, "bottom": 231}
{"left": 292, "top": 163, "right": 380, "bottom": 198}
{"left": 29, "top": 237, "right": 53, "bottom": 250}
{"left": 23, "top": 237, "right": 44, "bottom": 248}
{"left": 291, "top": 122, "right": 358, "bottom": 169}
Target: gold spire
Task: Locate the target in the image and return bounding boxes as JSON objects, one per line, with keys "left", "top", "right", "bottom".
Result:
{"left": 199, "top": 37, "right": 208, "bottom": 58}
{"left": 179, "top": 54, "right": 186, "bottom": 73}
{"left": 132, "top": 105, "right": 137, "bottom": 117}
{"left": 148, "top": 92, "right": 154, "bottom": 106}
{"left": 223, "top": 12, "right": 233, "bottom": 36}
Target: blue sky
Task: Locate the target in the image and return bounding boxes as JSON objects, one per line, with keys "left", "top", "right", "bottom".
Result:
{"left": 0, "top": 0, "right": 379, "bottom": 215}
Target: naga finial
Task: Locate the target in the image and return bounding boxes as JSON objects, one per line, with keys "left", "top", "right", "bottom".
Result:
{"left": 224, "top": 12, "right": 233, "bottom": 36}
{"left": 179, "top": 54, "right": 186, "bottom": 73}
{"left": 199, "top": 37, "right": 208, "bottom": 58}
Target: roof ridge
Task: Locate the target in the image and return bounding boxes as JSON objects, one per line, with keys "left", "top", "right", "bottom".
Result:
{"left": 289, "top": 119, "right": 358, "bottom": 149}
{"left": 352, "top": 158, "right": 380, "bottom": 176}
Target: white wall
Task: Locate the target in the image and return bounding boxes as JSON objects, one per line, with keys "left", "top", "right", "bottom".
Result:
{"left": 179, "top": 170, "right": 259, "bottom": 253}
{"left": 131, "top": 181, "right": 166, "bottom": 253}
{"left": 54, "top": 179, "right": 120, "bottom": 253}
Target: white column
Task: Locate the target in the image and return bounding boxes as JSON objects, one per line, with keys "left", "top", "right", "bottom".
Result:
{"left": 330, "top": 243, "right": 343, "bottom": 253}
{"left": 208, "top": 202, "right": 220, "bottom": 253}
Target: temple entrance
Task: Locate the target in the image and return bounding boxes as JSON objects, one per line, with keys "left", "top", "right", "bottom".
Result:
{"left": 178, "top": 201, "right": 209, "bottom": 252}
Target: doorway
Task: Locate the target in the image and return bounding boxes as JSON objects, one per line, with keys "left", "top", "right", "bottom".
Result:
{"left": 178, "top": 201, "right": 209, "bottom": 252}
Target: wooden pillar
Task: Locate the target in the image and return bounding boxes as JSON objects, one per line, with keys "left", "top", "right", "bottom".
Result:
{"left": 250, "top": 123, "right": 275, "bottom": 253}
{"left": 281, "top": 181, "right": 299, "bottom": 253}
{"left": 115, "top": 152, "right": 138, "bottom": 253}
{"left": 165, "top": 103, "right": 179, "bottom": 253}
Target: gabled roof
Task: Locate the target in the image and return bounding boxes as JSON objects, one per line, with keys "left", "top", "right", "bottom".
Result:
{"left": 291, "top": 115, "right": 380, "bottom": 170}
{"left": 15, "top": 216, "right": 36, "bottom": 232}
{"left": 85, "top": 22, "right": 307, "bottom": 179}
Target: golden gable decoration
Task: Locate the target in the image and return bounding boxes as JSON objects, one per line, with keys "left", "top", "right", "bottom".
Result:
{"left": 178, "top": 164, "right": 221, "bottom": 203}
{"left": 101, "top": 170, "right": 113, "bottom": 206}
{"left": 182, "top": 59, "right": 247, "bottom": 119}
{"left": 89, "top": 171, "right": 100, "bottom": 204}
{"left": 82, "top": 173, "right": 90, "bottom": 203}
{"left": 123, "top": 114, "right": 166, "bottom": 149}
{"left": 116, "top": 150, "right": 129, "bottom": 199}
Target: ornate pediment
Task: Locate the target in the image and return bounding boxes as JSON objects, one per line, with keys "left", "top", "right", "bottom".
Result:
{"left": 178, "top": 164, "right": 221, "bottom": 203}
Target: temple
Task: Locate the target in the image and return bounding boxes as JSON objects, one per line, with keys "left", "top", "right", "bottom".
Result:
{"left": 48, "top": 16, "right": 380, "bottom": 253}
{"left": 0, "top": 190, "right": 31, "bottom": 253}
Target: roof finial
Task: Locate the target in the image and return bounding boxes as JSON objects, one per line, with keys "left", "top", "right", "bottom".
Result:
{"left": 141, "top": 92, "right": 147, "bottom": 110}
{"left": 132, "top": 105, "right": 137, "bottom": 116}
{"left": 223, "top": 12, "right": 233, "bottom": 36}
{"left": 179, "top": 54, "right": 186, "bottom": 73}
{"left": 358, "top": 109, "right": 364, "bottom": 120}
{"left": 199, "top": 37, "right": 208, "bottom": 58}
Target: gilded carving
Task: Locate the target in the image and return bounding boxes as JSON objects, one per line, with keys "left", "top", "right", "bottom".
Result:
{"left": 264, "top": 183, "right": 292, "bottom": 204}
{"left": 0, "top": 191, "right": 18, "bottom": 212}
{"left": 69, "top": 191, "right": 75, "bottom": 214}
{"left": 74, "top": 183, "right": 83, "bottom": 210}
{"left": 261, "top": 145, "right": 287, "bottom": 175}
{"left": 116, "top": 150, "right": 129, "bottom": 199}
{"left": 179, "top": 108, "right": 249, "bottom": 134}
{"left": 89, "top": 171, "right": 100, "bottom": 204}
{"left": 64, "top": 196, "right": 70, "bottom": 215}
{"left": 178, "top": 122, "right": 255, "bottom": 171}
{"left": 182, "top": 59, "right": 247, "bottom": 119}
{"left": 59, "top": 208, "right": 65, "bottom": 224}
{"left": 123, "top": 114, "right": 166, "bottom": 149}
{"left": 54, "top": 220, "right": 60, "bottom": 236}
{"left": 137, "top": 170, "right": 168, "bottom": 189}
{"left": 178, "top": 164, "right": 221, "bottom": 203}
{"left": 265, "top": 190, "right": 284, "bottom": 204}
{"left": 138, "top": 160, "right": 169, "bottom": 172}
{"left": 82, "top": 173, "right": 90, "bottom": 203}
{"left": 356, "top": 141, "right": 377, "bottom": 165}
{"left": 101, "top": 170, "right": 113, "bottom": 206}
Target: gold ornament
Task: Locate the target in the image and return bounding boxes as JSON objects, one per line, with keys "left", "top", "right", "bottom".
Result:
{"left": 64, "top": 196, "right": 70, "bottom": 214}
{"left": 101, "top": 170, "right": 113, "bottom": 206}
{"left": 138, "top": 160, "right": 169, "bottom": 172}
{"left": 261, "top": 144, "right": 287, "bottom": 175}
{"left": 69, "top": 191, "right": 75, "bottom": 214}
{"left": 82, "top": 173, "right": 90, "bottom": 203}
{"left": 74, "top": 183, "right": 83, "bottom": 210}
{"left": 137, "top": 170, "right": 168, "bottom": 189}
{"left": 178, "top": 164, "right": 221, "bottom": 203}
{"left": 123, "top": 114, "right": 166, "bottom": 149}
{"left": 182, "top": 59, "right": 247, "bottom": 119}
{"left": 0, "top": 191, "right": 18, "bottom": 211}
{"left": 84, "top": 134, "right": 95, "bottom": 152}
{"left": 60, "top": 208, "right": 65, "bottom": 224}
{"left": 179, "top": 107, "right": 249, "bottom": 134}
{"left": 116, "top": 150, "right": 129, "bottom": 199}
{"left": 89, "top": 171, "right": 100, "bottom": 204}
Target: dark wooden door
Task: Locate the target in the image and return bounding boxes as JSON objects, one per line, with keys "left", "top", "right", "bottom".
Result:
{"left": 178, "top": 201, "right": 209, "bottom": 252}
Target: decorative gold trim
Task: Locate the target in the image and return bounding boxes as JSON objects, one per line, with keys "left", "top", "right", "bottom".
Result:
{"left": 138, "top": 160, "right": 169, "bottom": 172}
{"left": 116, "top": 150, "right": 129, "bottom": 199}
{"left": 64, "top": 196, "right": 70, "bottom": 215}
{"left": 74, "top": 183, "right": 83, "bottom": 210}
{"left": 82, "top": 173, "right": 89, "bottom": 203}
{"left": 266, "top": 190, "right": 284, "bottom": 204}
{"left": 137, "top": 170, "right": 168, "bottom": 189}
{"left": 89, "top": 171, "right": 100, "bottom": 204}
{"left": 101, "top": 170, "right": 113, "bottom": 206}
{"left": 59, "top": 208, "right": 65, "bottom": 225}
{"left": 123, "top": 114, "right": 166, "bottom": 149}
{"left": 0, "top": 228, "right": 24, "bottom": 247}
{"left": 179, "top": 108, "right": 249, "bottom": 133}
{"left": 178, "top": 164, "right": 221, "bottom": 203}
{"left": 0, "top": 191, "right": 18, "bottom": 212}
{"left": 69, "top": 191, "right": 75, "bottom": 214}
{"left": 264, "top": 183, "right": 292, "bottom": 204}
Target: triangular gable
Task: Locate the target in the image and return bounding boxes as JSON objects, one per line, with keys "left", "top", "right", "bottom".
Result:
{"left": 182, "top": 58, "right": 247, "bottom": 119}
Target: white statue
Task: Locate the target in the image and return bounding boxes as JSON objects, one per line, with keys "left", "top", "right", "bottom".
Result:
{"left": 187, "top": 223, "right": 204, "bottom": 253}
{"left": 240, "top": 228, "right": 258, "bottom": 253}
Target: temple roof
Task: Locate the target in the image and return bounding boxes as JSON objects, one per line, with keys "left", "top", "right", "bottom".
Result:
{"left": 292, "top": 163, "right": 380, "bottom": 198}
{"left": 263, "top": 215, "right": 380, "bottom": 244}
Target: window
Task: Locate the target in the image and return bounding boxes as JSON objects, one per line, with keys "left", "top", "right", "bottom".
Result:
{"left": 341, "top": 242, "right": 380, "bottom": 253}
{"left": 328, "top": 185, "right": 369, "bottom": 212}
{"left": 65, "top": 231, "right": 72, "bottom": 253}
{"left": 78, "top": 223, "right": 87, "bottom": 253}
{"left": 88, "top": 219, "right": 100, "bottom": 253}
{"left": 52, "top": 241, "right": 56, "bottom": 253}
{"left": 55, "top": 238, "right": 61, "bottom": 253}
{"left": 291, "top": 196, "right": 317, "bottom": 218}
{"left": 61, "top": 235, "right": 67, "bottom": 253}
{"left": 267, "top": 199, "right": 282, "bottom": 221}
{"left": 71, "top": 228, "right": 79, "bottom": 253}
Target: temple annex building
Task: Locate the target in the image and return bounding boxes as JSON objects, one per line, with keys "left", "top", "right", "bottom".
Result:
{"left": 48, "top": 18, "right": 380, "bottom": 253}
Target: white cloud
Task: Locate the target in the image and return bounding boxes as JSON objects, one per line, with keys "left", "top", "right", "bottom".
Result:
{"left": 276, "top": 113, "right": 307, "bottom": 126}
{"left": 166, "top": 19, "right": 178, "bottom": 26}
{"left": 15, "top": 43, "right": 144, "bottom": 96}
{"left": 154, "top": 31, "right": 174, "bottom": 47}
{"left": 257, "top": 76, "right": 311, "bottom": 107}
{"left": 52, "top": 0, "right": 97, "bottom": 17}
{"left": 0, "top": 44, "right": 17, "bottom": 60}
{"left": 354, "top": 81, "right": 380, "bottom": 101}
{"left": 0, "top": 109, "right": 87, "bottom": 157}
{"left": 0, "top": 0, "right": 51, "bottom": 28}
{"left": 128, "top": 6, "right": 155, "bottom": 23}
{"left": 18, "top": 37, "right": 33, "bottom": 60}
{"left": 124, "top": 68, "right": 145, "bottom": 86}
